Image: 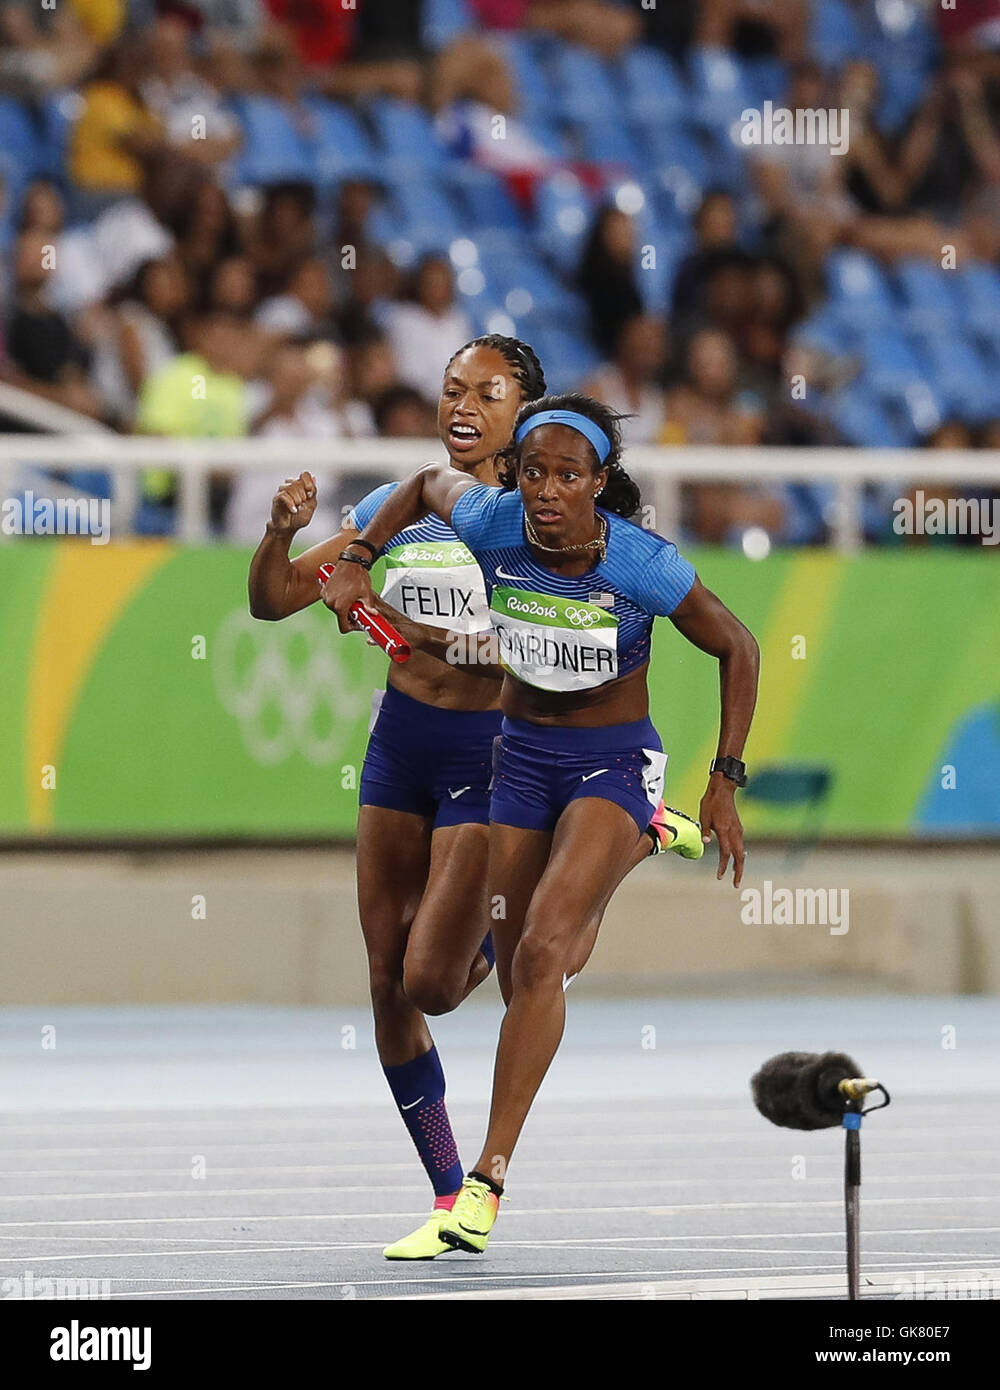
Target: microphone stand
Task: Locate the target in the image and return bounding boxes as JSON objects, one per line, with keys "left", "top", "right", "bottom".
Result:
{"left": 838, "top": 1080, "right": 891, "bottom": 1300}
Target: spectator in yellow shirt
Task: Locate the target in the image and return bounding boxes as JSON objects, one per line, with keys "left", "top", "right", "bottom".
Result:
{"left": 70, "top": 41, "right": 165, "bottom": 196}
{"left": 68, "top": 0, "right": 127, "bottom": 44}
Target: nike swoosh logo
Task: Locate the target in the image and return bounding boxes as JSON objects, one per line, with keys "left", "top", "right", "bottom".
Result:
{"left": 449, "top": 786, "right": 471, "bottom": 799}
{"left": 459, "top": 1222, "right": 488, "bottom": 1235}
{"left": 400, "top": 1097, "right": 424, "bottom": 1111}
{"left": 494, "top": 567, "right": 525, "bottom": 582}
{"left": 580, "top": 769, "right": 609, "bottom": 782}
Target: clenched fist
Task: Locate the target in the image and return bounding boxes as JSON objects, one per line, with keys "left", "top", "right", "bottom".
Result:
{"left": 269, "top": 472, "right": 317, "bottom": 533}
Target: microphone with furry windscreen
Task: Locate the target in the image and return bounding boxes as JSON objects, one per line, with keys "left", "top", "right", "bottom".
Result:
{"left": 751, "top": 1050, "right": 872, "bottom": 1130}
{"left": 751, "top": 1051, "right": 890, "bottom": 1300}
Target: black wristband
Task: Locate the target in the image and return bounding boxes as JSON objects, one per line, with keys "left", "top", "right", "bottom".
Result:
{"left": 337, "top": 551, "right": 373, "bottom": 572}
{"left": 346, "top": 537, "right": 379, "bottom": 559}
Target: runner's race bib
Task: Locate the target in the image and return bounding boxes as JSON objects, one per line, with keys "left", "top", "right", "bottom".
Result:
{"left": 380, "top": 540, "right": 491, "bottom": 634}
{"left": 490, "top": 586, "right": 619, "bottom": 692}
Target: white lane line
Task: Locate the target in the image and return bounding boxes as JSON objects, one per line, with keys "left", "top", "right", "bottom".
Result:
{"left": 5, "top": 1228, "right": 997, "bottom": 1260}
{"left": 0, "top": 1144, "right": 997, "bottom": 1169}
{"left": 1, "top": 1186, "right": 999, "bottom": 1209}
{"left": 395, "top": 1268, "right": 1000, "bottom": 1301}
{"left": 0, "top": 1254, "right": 957, "bottom": 1283}
{"left": 4, "top": 1166, "right": 999, "bottom": 1186}
{"left": 0, "top": 1120, "right": 997, "bottom": 1144}
{"left": 1, "top": 1204, "right": 999, "bottom": 1235}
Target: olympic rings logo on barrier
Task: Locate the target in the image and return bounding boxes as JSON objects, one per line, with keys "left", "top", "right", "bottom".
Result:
{"left": 212, "top": 608, "right": 368, "bottom": 766}
{"left": 563, "top": 606, "right": 604, "bottom": 628}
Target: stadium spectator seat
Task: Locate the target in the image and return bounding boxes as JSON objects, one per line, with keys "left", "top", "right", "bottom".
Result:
{"left": 915, "top": 333, "right": 1000, "bottom": 423}
{"left": 618, "top": 46, "right": 688, "bottom": 128}
{"left": 895, "top": 258, "right": 961, "bottom": 332}
{"left": 368, "top": 97, "right": 449, "bottom": 172}
{"left": 534, "top": 170, "right": 593, "bottom": 273}
{"left": 825, "top": 381, "right": 912, "bottom": 448}
{"left": 825, "top": 250, "right": 897, "bottom": 330}
{"left": 422, "top": 0, "right": 474, "bottom": 49}
{"left": 688, "top": 46, "right": 755, "bottom": 135}
{"left": 304, "top": 99, "right": 380, "bottom": 185}
{"left": 228, "top": 96, "right": 314, "bottom": 184}
{"left": 956, "top": 264, "right": 1000, "bottom": 346}
{"left": 443, "top": 165, "right": 526, "bottom": 232}
{"left": 0, "top": 98, "right": 40, "bottom": 242}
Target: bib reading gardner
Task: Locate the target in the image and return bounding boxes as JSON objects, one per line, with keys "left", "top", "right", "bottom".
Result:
{"left": 381, "top": 539, "right": 491, "bottom": 634}
{"left": 491, "top": 586, "right": 619, "bottom": 692}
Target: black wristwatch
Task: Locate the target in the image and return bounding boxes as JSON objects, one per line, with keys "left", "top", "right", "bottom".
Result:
{"left": 710, "top": 756, "right": 748, "bottom": 788}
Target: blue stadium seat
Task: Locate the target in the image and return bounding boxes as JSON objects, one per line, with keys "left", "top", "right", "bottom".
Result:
{"left": 383, "top": 173, "right": 465, "bottom": 252}
{"left": 519, "top": 111, "right": 573, "bottom": 160}
{"left": 483, "top": 251, "right": 577, "bottom": 318}
{"left": 825, "top": 381, "right": 912, "bottom": 448}
{"left": 635, "top": 231, "right": 692, "bottom": 314}
{"left": 0, "top": 98, "right": 40, "bottom": 223}
{"left": 573, "top": 118, "right": 642, "bottom": 167}
{"left": 548, "top": 43, "right": 621, "bottom": 127}
{"left": 38, "top": 91, "right": 76, "bottom": 180}
{"left": 792, "top": 308, "right": 856, "bottom": 357}
{"left": 825, "top": 250, "right": 897, "bottom": 328}
{"left": 228, "top": 96, "right": 314, "bottom": 184}
{"left": 741, "top": 57, "right": 788, "bottom": 108}
{"left": 494, "top": 33, "right": 558, "bottom": 119}
{"left": 534, "top": 170, "right": 593, "bottom": 273}
{"left": 688, "top": 45, "right": 756, "bottom": 133}
{"left": 646, "top": 156, "right": 706, "bottom": 224}
{"left": 810, "top": 0, "right": 863, "bottom": 69}
{"left": 956, "top": 263, "right": 1000, "bottom": 341}
{"left": 632, "top": 121, "right": 709, "bottom": 188}
{"left": 894, "top": 258, "right": 961, "bottom": 332}
{"left": 528, "top": 325, "right": 601, "bottom": 393}
{"left": 699, "top": 122, "right": 753, "bottom": 198}
{"left": 443, "top": 165, "right": 525, "bottom": 232}
{"left": 368, "top": 97, "right": 448, "bottom": 171}
{"left": 422, "top": 0, "right": 474, "bottom": 49}
{"left": 857, "top": 326, "right": 926, "bottom": 396}
{"left": 303, "top": 99, "right": 379, "bottom": 184}
{"left": 914, "top": 332, "right": 1000, "bottom": 423}
{"left": 618, "top": 46, "right": 688, "bottom": 126}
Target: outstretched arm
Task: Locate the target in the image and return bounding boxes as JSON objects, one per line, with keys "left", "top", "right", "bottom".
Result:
{"left": 669, "top": 577, "right": 760, "bottom": 887}
{"left": 248, "top": 471, "right": 360, "bottom": 620}
{"left": 322, "top": 462, "right": 480, "bottom": 632}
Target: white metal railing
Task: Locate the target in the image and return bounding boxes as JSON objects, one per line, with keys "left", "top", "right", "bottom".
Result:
{"left": 1, "top": 437, "right": 999, "bottom": 550}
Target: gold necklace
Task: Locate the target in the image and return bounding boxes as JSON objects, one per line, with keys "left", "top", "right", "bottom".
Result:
{"left": 524, "top": 511, "right": 608, "bottom": 564}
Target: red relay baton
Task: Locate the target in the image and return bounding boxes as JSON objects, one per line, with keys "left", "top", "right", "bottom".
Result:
{"left": 317, "top": 562, "right": 410, "bottom": 664}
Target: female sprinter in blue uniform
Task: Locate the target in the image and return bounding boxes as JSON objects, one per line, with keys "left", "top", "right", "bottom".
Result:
{"left": 323, "top": 392, "right": 760, "bottom": 1255}
{"left": 249, "top": 349, "right": 702, "bottom": 1260}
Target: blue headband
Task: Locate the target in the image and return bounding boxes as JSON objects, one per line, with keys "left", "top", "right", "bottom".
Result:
{"left": 514, "top": 409, "right": 612, "bottom": 464}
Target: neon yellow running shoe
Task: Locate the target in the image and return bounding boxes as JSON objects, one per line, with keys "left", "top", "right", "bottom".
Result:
{"left": 437, "top": 1177, "right": 501, "bottom": 1254}
{"left": 382, "top": 1209, "right": 453, "bottom": 1260}
{"left": 648, "top": 801, "right": 704, "bottom": 860}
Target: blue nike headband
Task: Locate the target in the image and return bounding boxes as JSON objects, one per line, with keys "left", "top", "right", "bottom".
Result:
{"left": 514, "top": 409, "right": 612, "bottom": 464}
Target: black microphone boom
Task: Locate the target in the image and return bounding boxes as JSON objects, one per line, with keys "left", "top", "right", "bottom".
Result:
{"left": 751, "top": 1050, "right": 863, "bottom": 1130}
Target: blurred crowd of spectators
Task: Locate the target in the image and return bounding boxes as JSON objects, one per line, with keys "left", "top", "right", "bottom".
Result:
{"left": 1, "top": 0, "right": 999, "bottom": 545}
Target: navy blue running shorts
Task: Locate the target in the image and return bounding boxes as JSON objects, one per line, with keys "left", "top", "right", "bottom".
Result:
{"left": 360, "top": 684, "right": 501, "bottom": 829}
{"left": 490, "top": 715, "right": 667, "bottom": 835}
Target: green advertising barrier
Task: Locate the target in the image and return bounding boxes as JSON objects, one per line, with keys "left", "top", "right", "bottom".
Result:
{"left": 1, "top": 541, "right": 998, "bottom": 839}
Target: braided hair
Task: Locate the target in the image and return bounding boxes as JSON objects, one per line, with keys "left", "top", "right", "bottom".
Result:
{"left": 497, "top": 392, "right": 642, "bottom": 519}
{"left": 445, "top": 335, "right": 547, "bottom": 403}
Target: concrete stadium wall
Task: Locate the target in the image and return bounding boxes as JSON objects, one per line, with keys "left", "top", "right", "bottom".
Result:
{"left": 3, "top": 845, "right": 999, "bottom": 1006}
